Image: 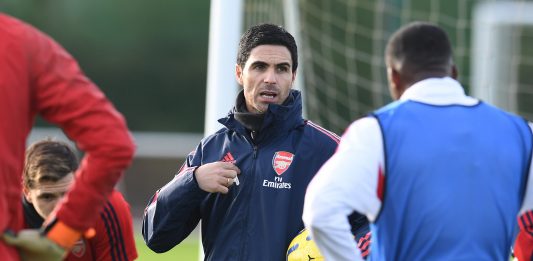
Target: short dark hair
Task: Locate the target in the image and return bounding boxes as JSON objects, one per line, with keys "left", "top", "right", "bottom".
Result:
{"left": 385, "top": 21, "right": 453, "bottom": 77}
{"left": 237, "top": 23, "right": 298, "bottom": 72}
{"left": 23, "top": 139, "right": 78, "bottom": 189}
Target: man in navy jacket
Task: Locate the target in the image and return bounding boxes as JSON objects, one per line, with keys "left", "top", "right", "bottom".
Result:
{"left": 142, "top": 24, "right": 368, "bottom": 260}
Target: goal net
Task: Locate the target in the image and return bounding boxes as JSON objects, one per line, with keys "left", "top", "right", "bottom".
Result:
{"left": 241, "top": 0, "right": 533, "bottom": 134}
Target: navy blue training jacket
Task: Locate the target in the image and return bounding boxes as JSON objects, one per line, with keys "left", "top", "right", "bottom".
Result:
{"left": 142, "top": 90, "right": 367, "bottom": 260}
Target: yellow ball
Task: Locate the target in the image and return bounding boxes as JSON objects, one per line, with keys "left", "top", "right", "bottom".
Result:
{"left": 286, "top": 229, "right": 324, "bottom": 261}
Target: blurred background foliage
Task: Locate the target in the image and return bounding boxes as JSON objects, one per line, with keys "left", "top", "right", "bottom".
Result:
{"left": 2, "top": 0, "right": 210, "bottom": 132}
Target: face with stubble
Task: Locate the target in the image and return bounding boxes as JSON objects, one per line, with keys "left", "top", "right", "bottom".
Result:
{"left": 236, "top": 44, "right": 296, "bottom": 113}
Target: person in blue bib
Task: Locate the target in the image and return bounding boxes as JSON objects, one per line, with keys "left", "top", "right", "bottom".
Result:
{"left": 303, "top": 21, "right": 533, "bottom": 261}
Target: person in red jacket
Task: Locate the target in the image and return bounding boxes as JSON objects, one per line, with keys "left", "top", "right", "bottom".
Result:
{"left": 22, "top": 139, "right": 137, "bottom": 261}
{"left": 0, "top": 13, "right": 135, "bottom": 260}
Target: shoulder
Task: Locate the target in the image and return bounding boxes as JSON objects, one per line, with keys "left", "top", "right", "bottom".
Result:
{"left": 201, "top": 127, "right": 232, "bottom": 145}
{"left": 0, "top": 14, "right": 38, "bottom": 55}
{"left": 373, "top": 100, "right": 408, "bottom": 115}
{"left": 0, "top": 13, "right": 51, "bottom": 49}
{"left": 341, "top": 117, "right": 381, "bottom": 144}
{"left": 106, "top": 190, "right": 130, "bottom": 208}
{"left": 0, "top": 14, "right": 30, "bottom": 36}
{"left": 95, "top": 191, "right": 132, "bottom": 231}
{"left": 481, "top": 102, "right": 531, "bottom": 123}
{"left": 303, "top": 120, "right": 340, "bottom": 145}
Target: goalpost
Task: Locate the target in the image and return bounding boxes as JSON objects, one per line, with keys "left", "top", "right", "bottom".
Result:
{"left": 471, "top": 1, "right": 533, "bottom": 119}
{"left": 204, "top": 0, "right": 243, "bottom": 136}
{"left": 201, "top": 0, "right": 244, "bottom": 259}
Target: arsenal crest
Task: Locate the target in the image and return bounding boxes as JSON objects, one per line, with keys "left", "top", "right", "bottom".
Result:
{"left": 272, "top": 151, "right": 294, "bottom": 175}
{"left": 71, "top": 239, "right": 86, "bottom": 257}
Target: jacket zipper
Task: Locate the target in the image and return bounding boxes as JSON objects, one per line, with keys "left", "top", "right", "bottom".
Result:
{"left": 239, "top": 133, "right": 258, "bottom": 260}
{"left": 251, "top": 131, "right": 258, "bottom": 159}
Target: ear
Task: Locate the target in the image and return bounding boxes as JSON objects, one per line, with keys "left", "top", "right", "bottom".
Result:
{"left": 389, "top": 67, "right": 402, "bottom": 90}
{"left": 291, "top": 70, "right": 297, "bottom": 86}
{"left": 391, "top": 69, "right": 402, "bottom": 88}
{"left": 387, "top": 66, "right": 404, "bottom": 100}
{"left": 236, "top": 64, "right": 244, "bottom": 86}
{"left": 451, "top": 64, "right": 458, "bottom": 80}
{"left": 23, "top": 187, "right": 32, "bottom": 203}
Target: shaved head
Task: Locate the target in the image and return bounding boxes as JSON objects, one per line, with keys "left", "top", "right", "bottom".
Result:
{"left": 385, "top": 21, "right": 454, "bottom": 85}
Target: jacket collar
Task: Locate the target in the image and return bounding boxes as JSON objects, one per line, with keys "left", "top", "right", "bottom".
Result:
{"left": 400, "top": 77, "right": 478, "bottom": 106}
{"left": 218, "top": 89, "right": 304, "bottom": 141}
{"left": 22, "top": 196, "right": 44, "bottom": 229}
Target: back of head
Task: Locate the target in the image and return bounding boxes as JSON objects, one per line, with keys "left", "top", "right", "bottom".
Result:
{"left": 385, "top": 21, "right": 453, "bottom": 83}
{"left": 237, "top": 23, "right": 298, "bottom": 72}
{"left": 23, "top": 139, "right": 78, "bottom": 189}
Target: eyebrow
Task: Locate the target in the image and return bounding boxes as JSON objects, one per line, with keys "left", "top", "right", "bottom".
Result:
{"left": 249, "top": 61, "right": 291, "bottom": 68}
{"left": 250, "top": 61, "right": 268, "bottom": 67}
{"left": 37, "top": 192, "right": 56, "bottom": 198}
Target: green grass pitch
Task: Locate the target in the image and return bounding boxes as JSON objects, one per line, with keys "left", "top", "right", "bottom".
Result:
{"left": 135, "top": 233, "right": 199, "bottom": 260}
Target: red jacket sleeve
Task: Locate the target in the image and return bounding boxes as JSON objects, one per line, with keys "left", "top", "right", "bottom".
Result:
{"left": 27, "top": 22, "right": 135, "bottom": 231}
